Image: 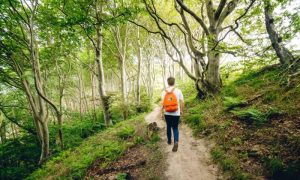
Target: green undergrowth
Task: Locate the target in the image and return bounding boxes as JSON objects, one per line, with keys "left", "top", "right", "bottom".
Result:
{"left": 1, "top": 92, "right": 152, "bottom": 179}
{"left": 0, "top": 113, "right": 105, "bottom": 179}
{"left": 27, "top": 114, "right": 147, "bottom": 179}
{"left": 211, "top": 147, "right": 251, "bottom": 180}
{"left": 183, "top": 65, "right": 300, "bottom": 179}
{"left": 109, "top": 89, "right": 152, "bottom": 122}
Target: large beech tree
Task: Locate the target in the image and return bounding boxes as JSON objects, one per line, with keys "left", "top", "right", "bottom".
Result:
{"left": 132, "top": 0, "right": 256, "bottom": 97}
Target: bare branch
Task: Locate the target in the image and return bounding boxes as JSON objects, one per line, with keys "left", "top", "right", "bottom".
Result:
{"left": 215, "top": 0, "right": 227, "bottom": 20}
{"left": 128, "top": 20, "right": 162, "bottom": 35}
{"left": 217, "top": 0, "right": 239, "bottom": 26}
{"left": 161, "top": 37, "right": 197, "bottom": 81}
{"left": 175, "top": 0, "right": 209, "bottom": 35}
{"left": 205, "top": 0, "right": 215, "bottom": 25}
{"left": 212, "top": 0, "right": 256, "bottom": 50}
{"left": 176, "top": 5, "right": 205, "bottom": 58}
{"left": 8, "top": 0, "right": 29, "bottom": 26}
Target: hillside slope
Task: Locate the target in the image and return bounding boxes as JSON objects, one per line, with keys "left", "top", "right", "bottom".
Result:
{"left": 27, "top": 114, "right": 165, "bottom": 179}
{"left": 182, "top": 65, "right": 300, "bottom": 179}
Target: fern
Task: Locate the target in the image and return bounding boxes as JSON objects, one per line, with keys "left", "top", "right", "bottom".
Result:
{"left": 223, "top": 96, "right": 247, "bottom": 111}
{"left": 231, "top": 108, "right": 267, "bottom": 125}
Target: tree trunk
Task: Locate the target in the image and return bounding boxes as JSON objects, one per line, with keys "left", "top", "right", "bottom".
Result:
{"left": 119, "top": 57, "right": 128, "bottom": 119}
{"left": 146, "top": 57, "right": 154, "bottom": 102}
{"left": 161, "top": 58, "right": 167, "bottom": 89}
{"left": 78, "top": 71, "right": 83, "bottom": 120}
{"left": 172, "top": 63, "right": 175, "bottom": 77}
{"left": 206, "top": 30, "right": 222, "bottom": 93}
{"left": 168, "top": 63, "right": 173, "bottom": 77}
{"left": 55, "top": 59, "right": 64, "bottom": 149}
{"left": 81, "top": 73, "right": 89, "bottom": 114}
{"left": 190, "top": 58, "right": 194, "bottom": 75}
{"left": 58, "top": 88, "right": 64, "bottom": 149}
{"left": 39, "top": 120, "right": 49, "bottom": 163}
{"left": 11, "top": 123, "right": 16, "bottom": 139}
{"left": 88, "top": 47, "right": 97, "bottom": 122}
{"left": 136, "top": 27, "right": 142, "bottom": 109}
{"left": 113, "top": 24, "right": 129, "bottom": 119}
{"left": 90, "top": 71, "right": 97, "bottom": 122}
{"left": 0, "top": 117, "right": 6, "bottom": 143}
{"left": 194, "top": 56, "right": 204, "bottom": 78}
{"left": 57, "top": 113, "right": 63, "bottom": 149}
{"left": 264, "top": 3, "right": 294, "bottom": 65}
{"left": 27, "top": 1, "right": 63, "bottom": 163}
{"left": 206, "top": 54, "right": 221, "bottom": 91}
{"left": 28, "top": 11, "right": 51, "bottom": 164}
{"left": 95, "top": 27, "right": 111, "bottom": 126}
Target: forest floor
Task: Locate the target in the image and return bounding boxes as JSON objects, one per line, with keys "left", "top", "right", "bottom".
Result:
{"left": 84, "top": 107, "right": 221, "bottom": 180}
{"left": 145, "top": 107, "right": 220, "bottom": 180}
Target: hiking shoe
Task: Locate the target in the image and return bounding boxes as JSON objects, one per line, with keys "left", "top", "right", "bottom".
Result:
{"left": 167, "top": 140, "right": 172, "bottom": 145}
{"left": 172, "top": 142, "right": 178, "bottom": 152}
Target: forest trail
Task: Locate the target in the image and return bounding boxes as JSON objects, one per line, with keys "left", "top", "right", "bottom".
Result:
{"left": 145, "top": 107, "right": 220, "bottom": 180}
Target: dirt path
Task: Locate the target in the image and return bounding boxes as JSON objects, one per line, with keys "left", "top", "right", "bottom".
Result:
{"left": 145, "top": 107, "right": 220, "bottom": 180}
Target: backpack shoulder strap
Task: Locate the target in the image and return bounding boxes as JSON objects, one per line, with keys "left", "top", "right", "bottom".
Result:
{"left": 165, "top": 87, "right": 176, "bottom": 94}
{"left": 165, "top": 87, "right": 176, "bottom": 93}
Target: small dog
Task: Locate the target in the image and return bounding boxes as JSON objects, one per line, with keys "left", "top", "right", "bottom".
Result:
{"left": 147, "top": 122, "right": 160, "bottom": 138}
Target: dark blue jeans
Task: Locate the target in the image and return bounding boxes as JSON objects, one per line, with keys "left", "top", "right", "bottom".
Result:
{"left": 165, "top": 115, "right": 180, "bottom": 143}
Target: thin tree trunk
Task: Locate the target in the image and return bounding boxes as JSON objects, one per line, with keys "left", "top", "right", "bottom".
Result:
{"left": 95, "top": 27, "right": 111, "bottom": 126}
{"left": 11, "top": 110, "right": 17, "bottom": 139}
{"left": 172, "top": 63, "right": 175, "bottom": 77}
{"left": 161, "top": 58, "right": 167, "bottom": 89}
{"left": 80, "top": 69, "right": 89, "bottom": 114}
{"left": 0, "top": 117, "right": 6, "bottom": 143}
{"left": 169, "top": 63, "right": 172, "bottom": 77}
{"left": 55, "top": 59, "right": 64, "bottom": 149}
{"left": 264, "top": 3, "right": 294, "bottom": 65}
{"left": 190, "top": 58, "right": 194, "bottom": 75}
{"left": 28, "top": 3, "right": 50, "bottom": 163}
{"left": 146, "top": 57, "right": 154, "bottom": 102}
{"left": 27, "top": 1, "right": 62, "bottom": 163}
{"left": 136, "top": 27, "right": 142, "bottom": 108}
{"left": 113, "top": 23, "right": 129, "bottom": 119}
{"left": 58, "top": 89, "right": 64, "bottom": 149}
{"left": 57, "top": 113, "right": 63, "bottom": 148}
{"left": 39, "top": 120, "right": 49, "bottom": 163}
{"left": 120, "top": 57, "right": 128, "bottom": 119}
{"left": 91, "top": 71, "right": 97, "bottom": 122}
{"left": 10, "top": 123, "right": 16, "bottom": 139}
{"left": 78, "top": 72, "right": 83, "bottom": 120}
{"left": 180, "top": 65, "right": 184, "bottom": 81}
{"left": 11, "top": 123, "right": 16, "bottom": 139}
{"left": 88, "top": 46, "right": 97, "bottom": 122}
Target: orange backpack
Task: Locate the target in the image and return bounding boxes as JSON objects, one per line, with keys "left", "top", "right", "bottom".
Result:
{"left": 163, "top": 88, "right": 178, "bottom": 112}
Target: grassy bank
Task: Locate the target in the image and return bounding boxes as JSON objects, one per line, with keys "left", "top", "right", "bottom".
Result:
{"left": 181, "top": 65, "right": 300, "bottom": 179}
{"left": 27, "top": 114, "right": 149, "bottom": 179}
{"left": 0, "top": 113, "right": 105, "bottom": 179}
